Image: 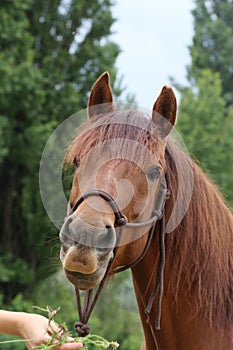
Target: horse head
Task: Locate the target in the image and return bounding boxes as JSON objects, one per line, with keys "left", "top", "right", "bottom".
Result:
{"left": 59, "top": 72, "right": 177, "bottom": 291}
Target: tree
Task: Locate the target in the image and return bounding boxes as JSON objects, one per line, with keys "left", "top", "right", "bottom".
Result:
{"left": 176, "top": 69, "right": 233, "bottom": 205}
{"left": 0, "top": 0, "right": 122, "bottom": 303}
{"left": 188, "top": 0, "right": 233, "bottom": 106}
{"left": 174, "top": 0, "right": 233, "bottom": 207}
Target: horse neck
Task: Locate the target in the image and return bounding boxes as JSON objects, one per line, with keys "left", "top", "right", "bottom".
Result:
{"left": 131, "top": 221, "right": 232, "bottom": 350}
{"left": 131, "top": 231, "right": 158, "bottom": 349}
{"left": 130, "top": 142, "right": 233, "bottom": 349}
{"left": 131, "top": 230, "right": 179, "bottom": 350}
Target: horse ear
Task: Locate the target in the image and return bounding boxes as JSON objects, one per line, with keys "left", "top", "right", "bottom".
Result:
{"left": 88, "top": 72, "right": 114, "bottom": 118}
{"left": 152, "top": 86, "right": 177, "bottom": 138}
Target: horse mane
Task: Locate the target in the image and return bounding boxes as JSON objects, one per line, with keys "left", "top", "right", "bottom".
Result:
{"left": 66, "top": 110, "right": 233, "bottom": 330}
{"left": 165, "top": 140, "right": 233, "bottom": 330}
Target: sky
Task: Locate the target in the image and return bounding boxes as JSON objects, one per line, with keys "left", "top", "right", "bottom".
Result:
{"left": 112, "top": 0, "right": 195, "bottom": 109}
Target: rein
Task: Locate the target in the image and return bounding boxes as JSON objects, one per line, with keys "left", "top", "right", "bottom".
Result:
{"left": 65, "top": 177, "right": 169, "bottom": 336}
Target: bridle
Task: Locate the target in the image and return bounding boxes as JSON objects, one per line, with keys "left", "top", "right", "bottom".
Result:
{"left": 63, "top": 176, "right": 170, "bottom": 336}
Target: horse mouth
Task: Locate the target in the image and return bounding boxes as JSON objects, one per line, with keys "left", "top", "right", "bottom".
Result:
{"left": 65, "top": 267, "right": 106, "bottom": 290}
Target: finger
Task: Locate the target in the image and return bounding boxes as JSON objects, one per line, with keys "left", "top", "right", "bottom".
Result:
{"left": 43, "top": 320, "right": 83, "bottom": 348}
{"left": 47, "top": 320, "right": 62, "bottom": 334}
{"left": 53, "top": 341, "right": 83, "bottom": 349}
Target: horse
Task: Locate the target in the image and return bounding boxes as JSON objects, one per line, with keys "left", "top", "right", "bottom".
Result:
{"left": 59, "top": 72, "right": 233, "bottom": 349}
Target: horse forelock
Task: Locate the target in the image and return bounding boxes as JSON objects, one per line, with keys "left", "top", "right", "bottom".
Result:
{"left": 65, "top": 110, "right": 166, "bottom": 170}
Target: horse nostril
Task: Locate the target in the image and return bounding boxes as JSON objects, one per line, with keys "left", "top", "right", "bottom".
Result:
{"left": 59, "top": 217, "right": 75, "bottom": 247}
{"left": 96, "top": 225, "right": 115, "bottom": 253}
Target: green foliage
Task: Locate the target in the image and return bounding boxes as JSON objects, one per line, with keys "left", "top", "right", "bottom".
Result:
{"left": 0, "top": 116, "right": 8, "bottom": 162}
{"left": 173, "top": 0, "right": 233, "bottom": 208}
{"left": 189, "top": 0, "right": 233, "bottom": 105}
{"left": 33, "top": 333, "right": 119, "bottom": 350}
{"left": 0, "top": 254, "right": 34, "bottom": 284}
{"left": 176, "top": 69, "right": 233, "bottom": 205}
{"left": 0, "top": 0, "right": 122, "bottom": 303}
{"left": 0, "top": 334, "right": 26, "bottom": 350}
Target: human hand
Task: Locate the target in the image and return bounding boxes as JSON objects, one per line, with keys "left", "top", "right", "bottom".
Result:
{"left": 16, "top": 312, "right": 83, "bottom": 349}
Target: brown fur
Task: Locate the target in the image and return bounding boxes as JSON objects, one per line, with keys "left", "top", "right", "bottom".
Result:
{"left": 66, "top": 111, "right": 233, "bottom": 331}
{"left": 63, "top": 72, "right": 233, "bottom": 348}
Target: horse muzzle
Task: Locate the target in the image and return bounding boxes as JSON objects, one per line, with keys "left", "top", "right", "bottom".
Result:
{"left": 59, "top": 215, "right": 115, "bottom": 288}
{"left": 64, "top": 266, "right": 109, "bottom": 290}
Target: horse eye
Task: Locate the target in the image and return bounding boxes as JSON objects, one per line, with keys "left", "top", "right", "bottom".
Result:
{"left": 73, "top": 158, "right": 80, "bottom": 168}
{"left": 146, "top": 166, "right": 161, "bottom": 182}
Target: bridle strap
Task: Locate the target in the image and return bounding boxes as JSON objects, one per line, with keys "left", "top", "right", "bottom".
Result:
{"left": 66, "top": 177, "right": 169, "bottom": 335}
{"left": 145, "top": 216, "right": 166, "bottom": 330}
{"left": 111, "top": 216, "right": 166, "bottom": 330}
{"left": 67, "top": 190, "right": 127, "bottom": 227}
{"left": 74, "top": 226, "right": 124, "bottom": 336}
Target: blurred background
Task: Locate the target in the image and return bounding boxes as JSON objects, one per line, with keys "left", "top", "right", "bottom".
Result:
{"left": 0, "top": 0, "right": 232, "bottom": 348}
